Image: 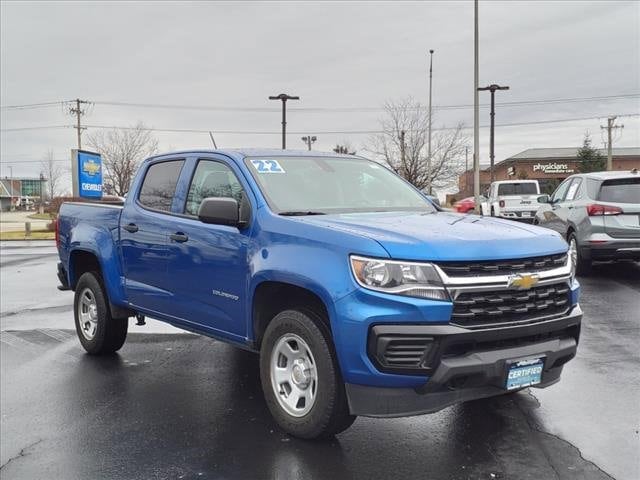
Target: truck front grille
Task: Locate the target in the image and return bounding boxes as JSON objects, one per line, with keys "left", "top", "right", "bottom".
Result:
{"left": 451, "top": 282, "right": 571, "bottom": 328}
{"left": 437, "top": 253, "right": 567, "bottom": 278}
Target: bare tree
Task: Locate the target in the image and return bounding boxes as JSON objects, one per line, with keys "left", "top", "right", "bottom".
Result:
{"left": 366, "top": 98, "right": 468, "bottom": 192}
{"left": 40, "top": 149, "right": 63, "bottom": 200}
{"left": 87, "top": 122, "right": 158, "bottom": 196}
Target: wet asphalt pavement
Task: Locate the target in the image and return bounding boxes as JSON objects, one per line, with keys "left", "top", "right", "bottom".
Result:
{"left": 1, "top": 241, "right": 639, "bottom": 480}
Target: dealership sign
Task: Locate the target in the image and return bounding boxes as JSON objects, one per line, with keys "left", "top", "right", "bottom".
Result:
{"left": 532, "top": 162, "right": 575, "bottom": 175}
{"left": 71, "top": 150, "right": 103, "bottom": 198}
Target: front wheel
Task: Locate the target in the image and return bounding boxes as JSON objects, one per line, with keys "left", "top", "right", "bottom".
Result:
{"left": 74, "top": 272, "right": 128, "bottom": 354}
{"left": 259, "top": 309, "right": 355, "bottom": 439}
{"left": 568, "top": 233, "right": 591, "bottom": 276}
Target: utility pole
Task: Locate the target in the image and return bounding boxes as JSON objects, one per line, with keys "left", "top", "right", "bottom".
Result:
{"left": 69, "top": 99, "right": 89, "bottom": 150}
{"left": 9, "top": 165, "right": 14, "bottom": 211}
{"left": 301, "top": 135, "right": 317, "bottom": 150}
{"left": 427, "top": 49, "right": 435, "bottom": 195}
{"left": 399, "top": 130, "right": 406, "bottom": 168}
{"left": 601, "top": 116, "right": 624, "bottom": 171}
{"left": 473, "top": 0, "right": 480, "bottom": 213}
{"left": 478, "top": 84, "right": 509, "bottom": 183}
{"left": 268, "top": 93, "right": 300, "bottom": 149}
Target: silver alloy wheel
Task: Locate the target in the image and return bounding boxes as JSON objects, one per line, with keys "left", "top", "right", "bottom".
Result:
{"left": 270, "top": 333, "right": 318, "bottom": 417}
{"left": 569, "top": 237, "right": 578, "bottom": 278}
{"left": 78, "top": 288, "right": 99, "bottom": 340}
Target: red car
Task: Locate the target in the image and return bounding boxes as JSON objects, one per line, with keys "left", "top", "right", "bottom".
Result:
{"left": 454, "top": 196, "right": 478, "bottom": 213}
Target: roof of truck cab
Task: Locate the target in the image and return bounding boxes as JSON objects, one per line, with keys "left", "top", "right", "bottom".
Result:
{"left": 147, "top": 148, "right": 364, "bottom": 161}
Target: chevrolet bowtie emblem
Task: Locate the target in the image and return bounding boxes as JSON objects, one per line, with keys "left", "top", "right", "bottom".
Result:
{"left": 83, "top": 160, "right": 101, "bottom": 176}
{"left": 508, "top": 273, "right": 539, "bottom": 290}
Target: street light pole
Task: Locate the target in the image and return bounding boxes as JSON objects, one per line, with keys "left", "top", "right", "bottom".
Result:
{"left": 478, "top": 84, "right": 509, "bottom": 183}
{"left": 301, "top": 135, "right": 317, "bottom": 150}
{"left": 427, "top": 49, "right": 434, "bottom": 195}
{"left": 269, "top": 93, "right": 300, "bottom": 149}
{"left": 473, "top": 0, "right": 480, "bottom": 213}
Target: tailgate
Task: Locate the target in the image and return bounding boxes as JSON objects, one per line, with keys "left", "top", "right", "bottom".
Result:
{"left": 500, "top": 195, "right": 537, "bottom": 211}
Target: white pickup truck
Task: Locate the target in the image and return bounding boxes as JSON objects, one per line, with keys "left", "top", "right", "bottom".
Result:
{"left": 482, "top": 180, "right": 541, "bottom": 222}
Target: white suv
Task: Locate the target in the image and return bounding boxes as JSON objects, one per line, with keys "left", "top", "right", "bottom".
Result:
{"left": 482, "top": 180, "right": 540, "bottom": 222}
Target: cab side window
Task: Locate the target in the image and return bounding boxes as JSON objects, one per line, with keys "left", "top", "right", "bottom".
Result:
{"left": 138, "top": 160, "right": 185, "bottom": 212}
{"left": 551, "top": 179, "right": 572, "bottom": 203}
{"left": 185, "top": 160, "right": 244, "bottom": 216}
{"left": 565, "top": 178, "right": 583, "bottom": 201}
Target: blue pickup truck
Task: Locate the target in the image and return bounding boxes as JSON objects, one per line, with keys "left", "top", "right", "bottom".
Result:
{"left": 56, "top": 149, "right": 582, "bottom": 439}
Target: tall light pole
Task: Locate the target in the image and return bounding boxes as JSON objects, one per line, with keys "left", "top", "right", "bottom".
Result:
{"left": 269, "top": 93, "right": 300, "bottom": 149}
{"left": 9, "top": 166, "right": 14, "bottom": 211}
{"left": 473, "top": 0, "right": 480, "bottom": 214}
{"left": 427, "top": 49, "right": 434, "bottom": 195}
{"left": 478, "top": 84, "right": 509, "bottom": 183}
{"left": 301, "top": 135, "right": 317, "bottom": 150}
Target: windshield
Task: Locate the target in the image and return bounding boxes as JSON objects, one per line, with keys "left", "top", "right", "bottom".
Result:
{"left": 244, "top": 156, "right": 435, "bottom": 214}
{"left": 497, "top": 183, "right": 538, "bottom": 195}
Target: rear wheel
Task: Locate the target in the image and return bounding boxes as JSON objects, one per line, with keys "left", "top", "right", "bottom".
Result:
{"left": 568, "top": 232, "right": 591, "bottom": 276}
{"left": 74, "top": 272, "right": 128, "bottom": 354}
{"left": 259, "top": 309, "right": 355, "bottom": 439}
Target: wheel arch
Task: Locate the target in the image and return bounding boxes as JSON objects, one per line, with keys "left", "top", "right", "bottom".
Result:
{"left": 251, "top": 279, "right": 333, "bottom": 349}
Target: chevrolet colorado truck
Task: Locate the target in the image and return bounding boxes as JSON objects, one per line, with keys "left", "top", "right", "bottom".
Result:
{"left": 56, "top": 149, "right": 582, "bottom": 439}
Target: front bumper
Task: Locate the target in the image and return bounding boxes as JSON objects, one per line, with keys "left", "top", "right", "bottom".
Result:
{"left": 345, "top": 305, "right": 582, "bottom": 417}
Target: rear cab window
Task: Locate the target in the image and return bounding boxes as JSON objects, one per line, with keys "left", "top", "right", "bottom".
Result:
{"left": 598, "top": 178, "right": 640, "bottom": 203}
{"left": 497, "top": 183, "right": 538, "bottom": 195}
{"left": 138, "top": 160, "right": 185, "bottom": 212}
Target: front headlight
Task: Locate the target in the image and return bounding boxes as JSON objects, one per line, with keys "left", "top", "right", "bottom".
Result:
{"left": 350, "top": 255, "right": 450, "bottom": 301}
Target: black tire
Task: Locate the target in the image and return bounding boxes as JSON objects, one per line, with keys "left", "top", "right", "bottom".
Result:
{"left": 74, "top": 271, "right": 128, "bottom": 355}
{"left": 259, "top": 309, "right": 355, "bottom": 439}
{"left": 568, "top": 232, "right": 591, "bottom": 276}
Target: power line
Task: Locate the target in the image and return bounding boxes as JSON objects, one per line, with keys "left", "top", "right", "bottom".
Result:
{"left": 0, "top": 125, "right": 71, "bottom": 132}
{"left": 2, "top": 93, "right": 637, "bottom": 113}
{"left": 1, "top": 113, "right": 638, "bottom": 136}
{"left": 92, "top": 93, "right": 640, "bottom": 113}
{"left": 0, "top": 100, "right": 71, "bottom": 110}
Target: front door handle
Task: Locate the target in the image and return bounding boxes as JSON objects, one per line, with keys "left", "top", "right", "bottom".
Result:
{"left": 170, "top": 232, "right": 189, "bottom": 243}
{"left": 123, "top": 223, "right": 139, "bottom": 233}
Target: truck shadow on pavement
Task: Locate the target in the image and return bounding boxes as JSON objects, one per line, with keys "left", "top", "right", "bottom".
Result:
{"left": 14, "top": 337, "right": 604, "bottom": 480}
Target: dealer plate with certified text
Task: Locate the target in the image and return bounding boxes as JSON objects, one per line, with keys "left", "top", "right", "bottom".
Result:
{"left": 506, "top": 357, "right": 544, "bottom": 390}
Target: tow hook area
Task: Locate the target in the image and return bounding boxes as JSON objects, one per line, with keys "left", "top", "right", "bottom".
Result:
{"left": 135, "top": 314, "right": 146, "bottom": 326}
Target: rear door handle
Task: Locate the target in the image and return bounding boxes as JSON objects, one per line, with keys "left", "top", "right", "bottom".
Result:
{"left": 170, "top": 232, "right": 188, "bottom": 243}
{"left": 123, "top": 223, "right": 138, "bottom": 233}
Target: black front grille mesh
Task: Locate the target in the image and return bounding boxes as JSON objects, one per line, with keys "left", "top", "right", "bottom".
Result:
{"left": 437, "top": 253, "right": 567, "bottom": 277}
{"left": 376, "top": 336, "right": 433, "bottom": 368}
{"left": 451, "top": 283, "right": 571, "bottom": 328}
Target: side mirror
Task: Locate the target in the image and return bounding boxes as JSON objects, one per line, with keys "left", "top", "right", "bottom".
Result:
{"left": 198, "top": 197, "right": 240, "bottom": 226}
{"left": 537, "top": 195, "right": 550, "bottom": 204}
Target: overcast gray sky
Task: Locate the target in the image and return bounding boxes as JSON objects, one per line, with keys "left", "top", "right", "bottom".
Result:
{"left": 1, "top": 0, "right": 639, "bottom": 193}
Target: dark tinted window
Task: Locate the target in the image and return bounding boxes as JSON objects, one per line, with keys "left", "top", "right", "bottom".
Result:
{"left": 185, "top": 160, "right": 244, "bottom": 216}
{"left": 138, "top": 160, "right": 185, "bottom": 212}
{"left": 598, "top": 178, "right": 640, "bottom": 204}
{"left": 497, "top": 183, "right": 538, "bottom": 195}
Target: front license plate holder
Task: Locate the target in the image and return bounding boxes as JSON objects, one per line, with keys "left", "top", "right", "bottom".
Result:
{"left": 505, "top": 357, "right": 544, "bottom": 390}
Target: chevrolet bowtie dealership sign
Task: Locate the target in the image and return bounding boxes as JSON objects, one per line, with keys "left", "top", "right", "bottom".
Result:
{"left": 71, "top": 149, "right": 103, "bottom": 199}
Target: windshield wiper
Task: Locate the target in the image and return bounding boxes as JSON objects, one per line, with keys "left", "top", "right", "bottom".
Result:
{"left": 278, "top": 211, "right": 327, "bottom": 216}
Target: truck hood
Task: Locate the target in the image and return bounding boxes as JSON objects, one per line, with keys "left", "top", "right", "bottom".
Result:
{"left": 298, "top": 211, "right": 567, "bottom": 261}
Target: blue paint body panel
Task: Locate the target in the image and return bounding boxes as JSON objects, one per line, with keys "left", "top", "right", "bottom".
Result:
{"left": 57, "top": 149, "right": 580, "bottom": 389}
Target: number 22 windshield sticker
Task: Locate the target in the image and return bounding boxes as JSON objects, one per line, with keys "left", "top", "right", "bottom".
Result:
{"left": 250, "top": 159, "right": 285, "bottom": 173}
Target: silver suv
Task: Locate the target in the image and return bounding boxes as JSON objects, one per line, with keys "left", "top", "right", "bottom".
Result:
{"left": 534, "top": 170, "right": 640, "bottom": 274}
